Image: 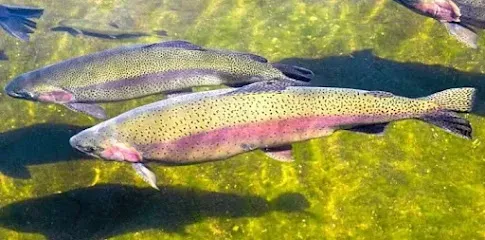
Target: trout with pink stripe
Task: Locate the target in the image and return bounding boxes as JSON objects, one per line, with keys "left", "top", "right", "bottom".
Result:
{"left": 70, "top": 81, "right": 476, "bottom": 189}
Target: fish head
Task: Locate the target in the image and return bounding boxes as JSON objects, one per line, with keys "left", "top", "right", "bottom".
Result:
{"left": 69, "top": 122, "right": 142, "bottom": 163}
{"left": 5, "top": 70, "right": 74, "bottom": 103}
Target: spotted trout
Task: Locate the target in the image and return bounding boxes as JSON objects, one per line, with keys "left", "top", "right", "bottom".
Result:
{"left": 69, "top": 81, "right": 476, "bottom": 189}
{"left": 4, "top": 40, "right": 313, "bottom": 119}
{"left": 394, "top": 0, "right": 485, "bottom": 48}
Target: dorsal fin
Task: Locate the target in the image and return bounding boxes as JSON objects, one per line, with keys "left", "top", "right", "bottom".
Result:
{"left": 143, "top": 40, "right": 205, "bottom": 50}
{"left": 365, "top": 91, "right": 394, "bottom": 98}
{"left": 225, "top": 79, "right": 309, "bottom": 95}
{"left": 212, "top": 49, "right": 268, "bottom": 63}
{"left": 238, "top": 52, "right": 268, "bottom": 63}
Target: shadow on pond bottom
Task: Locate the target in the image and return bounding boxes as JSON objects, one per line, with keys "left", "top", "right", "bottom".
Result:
{"left": 0, "top": 123, "right": 88, "bottom": 179}
{"left": 0, "top": 184, "right": 310, "bottom": 240}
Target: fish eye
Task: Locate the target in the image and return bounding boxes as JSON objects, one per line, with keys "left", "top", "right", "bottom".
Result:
{"left": 83, "top": 146, "right": 96, "bottom": 153}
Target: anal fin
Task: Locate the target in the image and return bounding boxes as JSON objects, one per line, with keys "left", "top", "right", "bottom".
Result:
{"left": 64, "top": 103, "right": 107, "bottom": 119}
{"left": 348, "top": 123, "right": 389, "bottom": 135}
{"left": 263, "top": 145, "right": 294, "bottom": 162}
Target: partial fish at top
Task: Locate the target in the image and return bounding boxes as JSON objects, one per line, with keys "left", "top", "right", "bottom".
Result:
{"left": 394, "top": 0, "right": 485, "bottom": 48}
{"left": 4, "top": 40, "right": 313, "bottom": 119}
{"left": 0, "top": 4, "right": 43, "bottom": 41}
{"left": 69, "top": 80, "right": 476, "bottom": 189}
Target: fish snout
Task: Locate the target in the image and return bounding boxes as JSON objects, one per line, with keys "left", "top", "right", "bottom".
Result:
{"left": 4, "top": 81, "right": 36, "bottom": 100}
{"left": 4, "top": 74, "right": 38, "bottom": 100}
{"left": 69, "top": 133, "right": 101, "bottom": 157}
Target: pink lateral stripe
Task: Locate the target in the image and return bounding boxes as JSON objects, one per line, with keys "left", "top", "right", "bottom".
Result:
{"left": 38, "top": 90, "right": 74, "bottom": 103}
{"left": 142, "top": 114, "right": 388, "bottom": 160}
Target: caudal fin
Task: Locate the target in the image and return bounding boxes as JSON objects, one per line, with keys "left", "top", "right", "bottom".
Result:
{"left": 421, "top": 112, "right": 472, "bottom": 139}
{"left": 272, "top": 63, "right": 314, "bottom": 82}
{"left": 2, "top": 4, "right": 43, "bottom": 19}
{"left": 420, "top": 87, "right": 476, "bottom": 139}
{"left": 422, "top": 87, "right": 476, "bottom": 112}
{"left": 0, "top": 4, "right": 44, "bottom": 41}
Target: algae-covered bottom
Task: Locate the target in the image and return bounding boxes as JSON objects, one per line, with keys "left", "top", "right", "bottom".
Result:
{"left": 0, "top": 0, "right": 484, "bottom": 239}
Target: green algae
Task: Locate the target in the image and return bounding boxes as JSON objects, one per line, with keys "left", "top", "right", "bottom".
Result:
{"left": 0, "top": 0, "right": 484, "bottom": 239}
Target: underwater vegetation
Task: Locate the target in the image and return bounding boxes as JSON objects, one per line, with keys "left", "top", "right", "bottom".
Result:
{"left": 0, "top": 0, "right": 484, "bottom": 240}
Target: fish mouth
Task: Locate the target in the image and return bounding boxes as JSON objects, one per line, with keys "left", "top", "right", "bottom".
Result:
{"left": 69, "top": 135, "right": 102, "bottom": 158}
{"left": 71, "top": 143, "right": 102, "bottom": 159}
{"left": 5, "top": 89, "right": 36, "bottom": 100}
{"left": 4, "top": 80, "right": 36, "bottom": 100}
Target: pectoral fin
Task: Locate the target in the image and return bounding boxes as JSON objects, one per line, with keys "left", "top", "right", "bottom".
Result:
{"left": 263, "top": 146, "right": 294, "bottom": 162}
{"left": 132, "top": 163, "right": 159, "bottom": 190}
{"left": 442, "top": 22, "right": 478, "bottom": 49}
{"left": 64, "top": 103, "right": 107, "bottom": 119}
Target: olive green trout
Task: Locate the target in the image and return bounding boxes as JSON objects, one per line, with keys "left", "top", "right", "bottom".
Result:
{"left": 70, "top": 81, "right": 476, "bottom": 189}
{"left": 5, "top": 40, "right": 312, "bottom": 119}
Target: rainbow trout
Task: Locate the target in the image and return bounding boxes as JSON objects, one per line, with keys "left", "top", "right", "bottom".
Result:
{"left": 4, "top": 40, "right": 312, "bottom": 119}
{"left": 394, "top": 0, "right": 485, "bottom": 48}
{"left": 69, "top": 81, "right": 476, "bottom": 189}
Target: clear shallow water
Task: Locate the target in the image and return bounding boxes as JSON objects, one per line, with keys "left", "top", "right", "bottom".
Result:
{"left": 0, "top": 0, "right": 484, "bottom": 239}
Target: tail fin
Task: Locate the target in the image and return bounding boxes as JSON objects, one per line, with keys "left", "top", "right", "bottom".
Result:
{"left": 421, "top": 112, "right": 472, "bottom": 139}
{"left": 272, "top": 63, "right": 314, "bottom": 82}
{"left": 0, "top": 4, "right": 44, "bottom": 41}
{"left": 420, "top": 88, "right": 476, "bottom": 139}
{"left": 2, "top": 5, "right": 43, "bottom": 19}
{"left": 422, "top": 87, "right": 476, "bottom": 112}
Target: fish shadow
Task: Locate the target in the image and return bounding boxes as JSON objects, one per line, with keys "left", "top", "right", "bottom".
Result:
{"left": 0, "top": 123, "right": 88, "bottom": 179}
{"left": 278, "top": 49, "right": 485, "bottom": 115}
{"left": 0, "top": 184, "right": 310, "bottom": 240}
{"left": 50, "top": 26, "right": 150, "bottom": 40}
